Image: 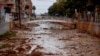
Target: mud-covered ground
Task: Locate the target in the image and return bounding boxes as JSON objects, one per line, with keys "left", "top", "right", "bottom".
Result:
{"left": 0, "top": 21, "right": 100, "bottom": 56}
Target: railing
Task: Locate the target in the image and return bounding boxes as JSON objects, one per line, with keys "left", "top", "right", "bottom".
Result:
{"left": 7, "top": 0, "right": 15, "bottom": 4}
{"left": 31, "top": 16, "right": 69, "bottom": 21}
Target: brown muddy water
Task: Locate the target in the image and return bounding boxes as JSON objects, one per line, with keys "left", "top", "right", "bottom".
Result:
{"left": 0, "top": 22, "right": 100, "bottom": 56}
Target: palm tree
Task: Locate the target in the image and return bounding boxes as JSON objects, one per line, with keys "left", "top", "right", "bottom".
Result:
{"left": 32, "top": 6, "right": 36, "bottom": 10}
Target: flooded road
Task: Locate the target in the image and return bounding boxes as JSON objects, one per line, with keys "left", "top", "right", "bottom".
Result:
{"left": 0, "top": 21, "right": 100, "bottom": 56}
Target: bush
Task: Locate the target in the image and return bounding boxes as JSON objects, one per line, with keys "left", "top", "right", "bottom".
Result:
{"left": 0, "top": 31, "right": 16, "bottom": 39}
{"left": 0, "top": 44, "right": 11, "bottom": 49}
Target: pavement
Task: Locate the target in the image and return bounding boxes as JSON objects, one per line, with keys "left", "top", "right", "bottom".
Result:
{"left": 0, "top": 20, "right": 100, "bottom": 56}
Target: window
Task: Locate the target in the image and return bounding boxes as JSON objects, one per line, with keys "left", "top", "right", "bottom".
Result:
{"left": 25, "top": 5, "right": 29, "bottom": 10}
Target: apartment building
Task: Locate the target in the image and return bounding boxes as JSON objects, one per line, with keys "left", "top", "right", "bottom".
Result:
{"left": 16, "top": 0, "right": 32, "bottom": 24}
{"left": 24, "top": 0, "right": 32, "bottom": 19}
{"left": 0, "top": 0, "right": 33, "bottom": 30}
{"left": 0, "top": 0, "right": 16, "bottom": 22}
{"left": 0, "top": 0, "right": 16, "bottom": 35}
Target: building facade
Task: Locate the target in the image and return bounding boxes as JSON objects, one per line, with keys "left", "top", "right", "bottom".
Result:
{"left": 0, "top": 0, "right": 33, "bottom": 35}
{"left": 0, "top": 0, "right": 14, "bottom": 35}
{"left": 0, "top": 0, "right": 16, "bottom": 23}
{"left": 9, "top": 0, "right": 33, "bottom": 25}
{"left": 24, "top": 0, "right": 32, "bottom": 19}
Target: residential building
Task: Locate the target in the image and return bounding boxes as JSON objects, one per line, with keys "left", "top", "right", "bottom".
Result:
{"left": 15, "top": 0, "right": 32, "bottom": 23}
{"left": 0, "top": 0, "right": 33, "bottom": 34}
{"left": 24, "top": 0, "right": 32, "bottom": 19}
{"left": 0, "top": 0, "right": 15, "bottom": 35}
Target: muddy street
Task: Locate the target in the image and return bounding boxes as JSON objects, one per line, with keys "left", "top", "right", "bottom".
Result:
{"left": 0, "top": 21, "right": 100, "bottom": 56}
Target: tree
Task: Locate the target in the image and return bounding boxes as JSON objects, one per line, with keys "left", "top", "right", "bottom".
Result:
{"left": 32, "top": 6, "right": 36, "bottom": 10}
{"left": 32, "top": 6, "right": 36, "bottom": 17}
{"left": 48, "top": 1, "right": 67, "bottom": 16}
{"left": 48, "top": 0, "right": 100, "bottom": 17}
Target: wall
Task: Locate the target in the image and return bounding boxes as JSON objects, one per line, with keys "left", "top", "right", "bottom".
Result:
{"left": 77, "top": 21, "right": 100, "bottom": 37}
{"left": 0, "top": 22, "right": 10, "bottom": 35}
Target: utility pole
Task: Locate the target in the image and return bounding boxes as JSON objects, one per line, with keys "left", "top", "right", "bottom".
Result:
{"left": 16, "top": 0, "right": 21, "bottom": 28}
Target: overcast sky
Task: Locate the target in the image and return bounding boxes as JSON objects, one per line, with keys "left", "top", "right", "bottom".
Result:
{"left": 31, "top": 0, "right": 56, "bottom": 15}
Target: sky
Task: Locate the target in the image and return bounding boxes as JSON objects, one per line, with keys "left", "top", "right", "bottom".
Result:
{"left": 31, "top": 0, "right": 56, "bottom": 15}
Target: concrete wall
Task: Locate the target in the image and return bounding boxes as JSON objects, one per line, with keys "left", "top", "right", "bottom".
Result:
{"left": 0, "top": 22, "right": 10, "bottom": 35}
{"left": 77, "top": 21, "right": 100, "bottom": 37}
